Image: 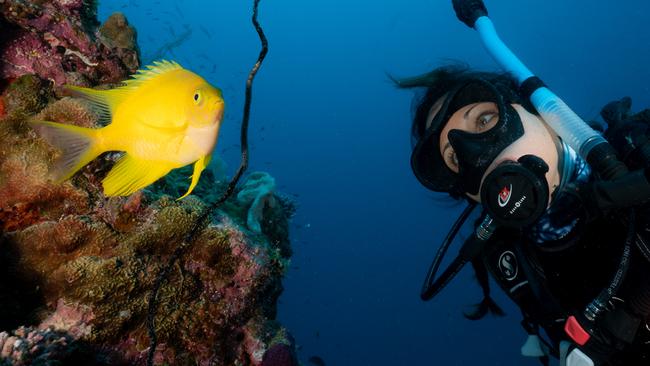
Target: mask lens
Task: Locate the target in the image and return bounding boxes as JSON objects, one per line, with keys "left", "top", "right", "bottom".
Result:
{"left": 445, "top": 82, "right": 524, "bottom": 195}
{"left": 441, "top": 101, "right": 501, "bottom": 172}
{"left": 410, "top": 79, "right": 520, "bottom": 194}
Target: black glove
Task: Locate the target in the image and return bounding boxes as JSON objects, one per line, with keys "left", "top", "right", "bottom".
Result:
{"left": 602, "top": 97, "right": 650, "bottom": 170}
{"left": 564, "top": 169, "right": 650, "bottom": 221}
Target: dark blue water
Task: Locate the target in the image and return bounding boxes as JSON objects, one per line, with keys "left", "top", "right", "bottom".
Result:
{"left": 98, "top": 1, "right": 650, "bottom": 365}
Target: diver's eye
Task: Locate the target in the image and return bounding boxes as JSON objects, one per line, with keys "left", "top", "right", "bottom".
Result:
{"left": 475, "top": 110, "right": 498, "bottom": 132}
{"left": 193, "top": 91, "right": 202, "bottom": 105}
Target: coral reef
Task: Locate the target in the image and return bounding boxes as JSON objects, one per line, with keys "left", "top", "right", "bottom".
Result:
{"left": 261, "top": 334, "right": 300, "bottom": 366}
{"left": 0, "top": 2, "right": 297, "bottom": 365}
{"left": 0, "top": 0, "right": 139, "bottom": 87}
{"left": 0, "top": 90, "right": 296, "bottom": 365}
{"left": 98, "top": 12, "right": 139, "bottom": 71}
{"left": 0, "top": 326, "right": 93, "bottom": 366}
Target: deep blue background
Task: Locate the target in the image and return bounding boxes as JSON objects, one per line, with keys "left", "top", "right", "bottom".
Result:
{"left": 98, "top": 1, "right": 650, "bottom": 365}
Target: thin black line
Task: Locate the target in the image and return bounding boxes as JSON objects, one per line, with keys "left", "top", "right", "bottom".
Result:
{"left": 145, "top": 1, "right": 268, "bottom": 365}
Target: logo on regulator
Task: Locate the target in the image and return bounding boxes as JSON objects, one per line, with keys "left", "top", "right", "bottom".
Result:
{"left": 498, "top": 184, "right": 512, "bottom": 207}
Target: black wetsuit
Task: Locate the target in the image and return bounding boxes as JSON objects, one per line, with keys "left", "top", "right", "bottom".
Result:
{"left": 482, "top": 100, "right": 650, "bottom": 365}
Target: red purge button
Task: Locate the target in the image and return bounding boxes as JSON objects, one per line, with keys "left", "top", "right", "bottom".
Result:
{"left": 564, "top": 315, "right": 591, "bottom": 346}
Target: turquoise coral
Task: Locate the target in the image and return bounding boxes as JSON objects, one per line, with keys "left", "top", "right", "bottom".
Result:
{"left": 237, "top": 171, "right": 278, "bottom": 234}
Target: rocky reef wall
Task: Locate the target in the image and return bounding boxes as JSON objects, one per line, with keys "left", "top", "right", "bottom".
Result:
{"left": 0, "top": 1, "right": 298, "bottom": 365}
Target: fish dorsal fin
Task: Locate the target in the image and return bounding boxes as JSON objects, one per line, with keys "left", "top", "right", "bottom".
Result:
{"left": 65, "top": 60, "right": 183, "bottom": 124}
{"left": 65, "top": 85, "right": 130, "bottom": 124}
{"left": 123, "top": 60, "right": 183, "bottom": 89}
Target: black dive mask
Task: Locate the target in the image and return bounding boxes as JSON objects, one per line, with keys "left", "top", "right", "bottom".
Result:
{"left": 410, "top": 78, "right": 525, "bottom": 195}
{"left": 448, "top": 102, "right": 525, "bottom": 195}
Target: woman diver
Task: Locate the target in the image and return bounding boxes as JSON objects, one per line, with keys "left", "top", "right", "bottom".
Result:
{"left": 402, "top": 1, "right": 650, "bottom": 365}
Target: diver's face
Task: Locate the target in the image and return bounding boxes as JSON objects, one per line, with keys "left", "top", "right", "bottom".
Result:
{"left": 433, "top": 102, "right": 560, "bottom": 203}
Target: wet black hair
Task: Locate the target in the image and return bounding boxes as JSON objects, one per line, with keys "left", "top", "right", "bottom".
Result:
{"left": 395, "top": 63, "right": 537, "bottom": 199}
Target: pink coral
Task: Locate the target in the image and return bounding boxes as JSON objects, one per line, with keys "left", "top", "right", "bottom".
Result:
{"left": 0, "top": 327, "right": 74, "bottom": 364}
{"left": 39, "top": 299, "right": 95, "bottom": 338}
{"left": 261, "top": 344, "right": 299, "bottom": 366}
{"left": 0, "top": 0, "right": 139, "bottom": 86}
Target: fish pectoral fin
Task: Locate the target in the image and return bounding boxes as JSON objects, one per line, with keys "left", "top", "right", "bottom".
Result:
{"left": 140, "top": 118, "right": 188, "bottom": 132}
{"left": 103, "top": 154, "right": 173, "bottom": 197}
{"left": 178, "top": 154, "right": 212, "bottom": 200}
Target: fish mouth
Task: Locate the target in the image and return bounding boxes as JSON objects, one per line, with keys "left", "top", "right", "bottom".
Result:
{"left": 213, "top": 101, "right": 225, "bottom": 124}
{"left": 214, "top": 108, "right": 224, "bottom": 124}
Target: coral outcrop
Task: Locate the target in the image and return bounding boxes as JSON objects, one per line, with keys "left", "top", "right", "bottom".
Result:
{"left": 0, "top": 2, "right": 297, "bottom": 365}
{"left": 0, "top": 79, "right": 296, "bottom": 366}
{"left": 0, "top": 0, "right": 139, "bottom": 87}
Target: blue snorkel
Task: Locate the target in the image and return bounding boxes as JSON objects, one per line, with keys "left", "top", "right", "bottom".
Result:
{"left": 452, "top": 0, "right": 628, "bottom": 180}
{"left": 421, "top": 2, "right": 650, "bottom": 365}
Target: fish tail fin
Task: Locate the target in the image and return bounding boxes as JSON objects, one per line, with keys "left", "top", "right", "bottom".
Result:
{"left": 31, "top": 121, "right": 103, "bottom": 182}
{"left": 102, "top": 154, "right": 173, "bottom": 196}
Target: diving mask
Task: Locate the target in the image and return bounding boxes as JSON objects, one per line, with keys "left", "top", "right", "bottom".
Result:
{"left": 411, "top": 78, "right": 525, "bottom": 195}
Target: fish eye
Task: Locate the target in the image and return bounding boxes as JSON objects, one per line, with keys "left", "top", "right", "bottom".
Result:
{"left": 193, "top": 91, "right": 202, "bottom": 105}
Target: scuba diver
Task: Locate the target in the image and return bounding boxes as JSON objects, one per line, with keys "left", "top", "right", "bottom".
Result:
{"left": 402, "top": 1, "right": 650, "bottom": 365}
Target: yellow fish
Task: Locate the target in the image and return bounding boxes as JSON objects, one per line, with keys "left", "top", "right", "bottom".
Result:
{"left": 32, "top": 60, "right": 225, "bottom": 199}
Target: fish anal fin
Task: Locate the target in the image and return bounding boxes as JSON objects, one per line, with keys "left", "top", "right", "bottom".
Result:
{"left": 102, "top": 155, "right": 172, "bottom": 197}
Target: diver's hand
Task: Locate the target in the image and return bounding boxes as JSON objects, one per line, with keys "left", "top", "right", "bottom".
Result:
{"left": 452, "top": 0, "right": 488, "bottom": 28}
{"left": 602, "top": 97, "right": 650, "bottom": 169}
{"left": 565, "top": 169, "right": 650, "bottom": 220}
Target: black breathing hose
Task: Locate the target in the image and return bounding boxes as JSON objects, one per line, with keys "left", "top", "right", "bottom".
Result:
{"left": 584, "top": 210, "right": 635, "bottom": 322}
{"left": 421, "top": 202, "right": 487, "bottom": 301}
